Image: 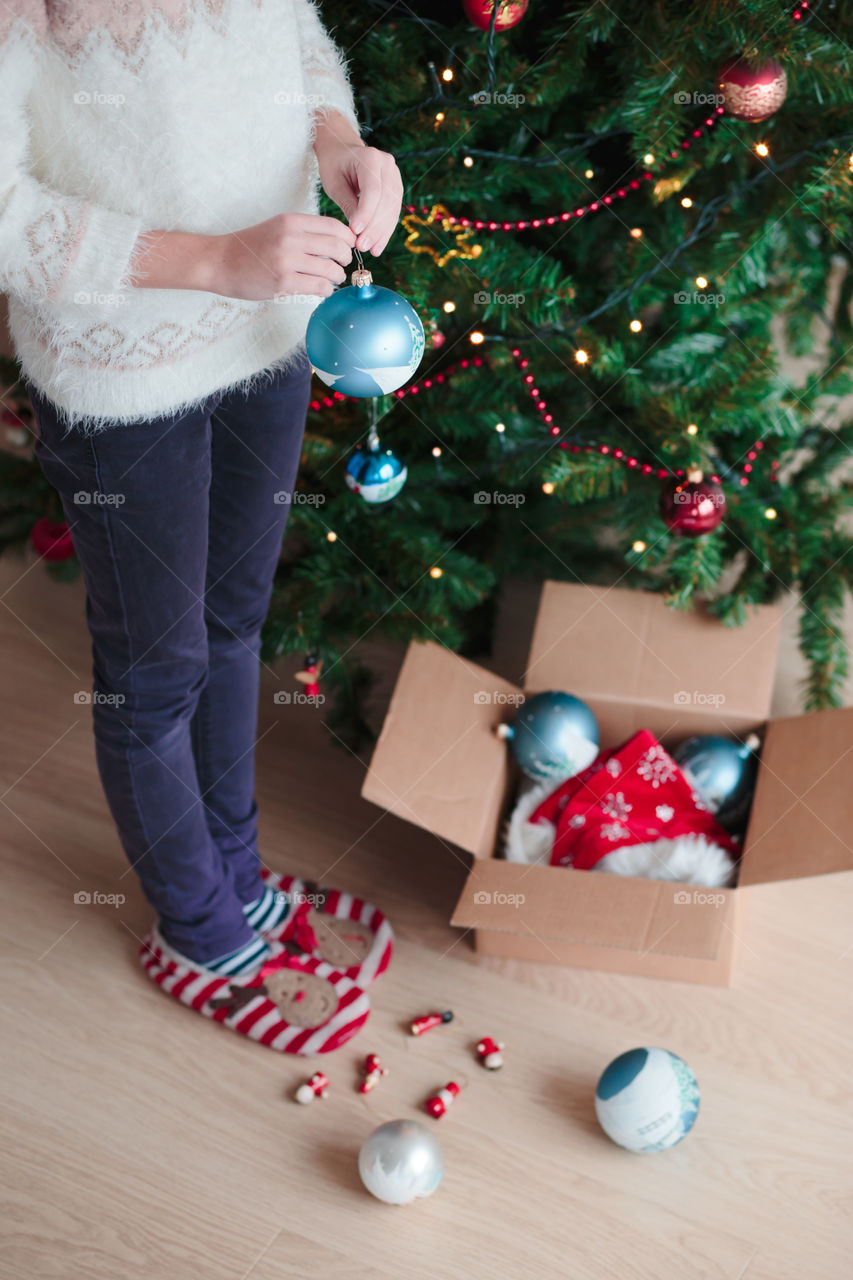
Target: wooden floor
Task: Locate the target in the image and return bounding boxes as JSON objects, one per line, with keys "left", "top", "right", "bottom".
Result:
{"left": 1, "top": 554, "right": 852, "bottom": 1280}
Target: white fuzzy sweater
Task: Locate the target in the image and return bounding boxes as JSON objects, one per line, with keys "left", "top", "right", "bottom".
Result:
{"left": 0, "top": 0, "right": 358, "bottom": 428}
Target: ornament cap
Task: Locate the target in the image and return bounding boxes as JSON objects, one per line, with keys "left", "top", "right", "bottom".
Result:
{"left": 686, "top": 467, "right": 704, "bottom": 483}
{"left": 351, "top": 267, "right": 373, "bottom": 287}
{"left": 743, "top": 732, "right": 761, "bottom": 753}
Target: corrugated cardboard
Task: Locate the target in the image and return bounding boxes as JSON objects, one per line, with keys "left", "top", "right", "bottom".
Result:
{"left": 362, "top": 582, "right": 852, "bottom": 985}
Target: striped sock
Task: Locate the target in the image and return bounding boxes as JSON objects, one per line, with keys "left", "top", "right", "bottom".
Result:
{"left": 204, "top": 933, "right": 271, "bottom": 977}
{"left": 243, "top": 884, "right": 291, "bottom": 933}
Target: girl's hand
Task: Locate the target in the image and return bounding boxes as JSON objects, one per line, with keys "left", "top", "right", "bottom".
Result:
{"left": 314, "top": 111, "right": 403, "bottom": 258}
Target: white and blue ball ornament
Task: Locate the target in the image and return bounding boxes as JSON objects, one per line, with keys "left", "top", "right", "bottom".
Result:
{"left": 672, "top": 732, "right": 760, "bottom": 831}
{"left": 595, "top": 1047, "right": 700, "bottom": 1154}
{"left": 498, "top": 690, "right": 599, "bottom": 782}
{"left": 345, "top": 442, "right": 407, "bottom": 504}
{"left": 306, "top": 266, "right": 425, "bottom": 398}
{"left": 358, "top": 1119, "right": 444, "bottom": 1206}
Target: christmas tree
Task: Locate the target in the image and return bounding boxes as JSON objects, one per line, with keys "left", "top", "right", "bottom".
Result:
{"left": 4, "top": 0, "right": 853, "bottom": 740}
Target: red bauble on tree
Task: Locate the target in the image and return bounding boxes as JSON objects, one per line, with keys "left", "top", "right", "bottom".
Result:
{"left": 717, "top": 57, "right": 787, "bottom": 121}
{"left": 660, "top": 469, "right": 726, "bottom": 537}
{"left": 462, "top": 0, "right": 528, "bottom": 32}
{"left": 30, "top": 516, "right": 75, "bottom": 562}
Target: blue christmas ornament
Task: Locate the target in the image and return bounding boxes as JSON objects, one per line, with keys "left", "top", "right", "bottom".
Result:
{"left": 306, "top": 265, "right": 424, "bottom": 398}
{"left": 672, "top": 732, "right": 760, "bottom": 831}
{"left": 497, "top": 690, "right": 599, "bottom": 782}
{"left": 595, "top": 1047, "right": 700, "bottom": 1154}
{"left": 345, "top": 441, "right": 407, "bottom": 504}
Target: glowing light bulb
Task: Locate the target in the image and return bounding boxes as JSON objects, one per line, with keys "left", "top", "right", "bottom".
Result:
{"left": 495, "top": 422, "right": 506, "bottom": 433}
{"left": 435, "top": 111, "right": 445, "bottom": 122}
{"left": 575, "top": 348, "right": 589, "bottom": 364}
{"left": 695, "top": 276, "right": 708, "bottom": 289}
{"left": 632, "top": 540, "right": 647, "bottom": 552}
{"left": 764, "top": 507, "right": 778, "bottom": 520}
{"left": 686, "top": 423, "right": 698, "bottom": 435}
{"left": 629, "top": 227, "right": 643, "bottom": 239}
{"left": 463, "top": 156, "right": 474, "bottom": 167}
{"left": 681, "top": 197, "right": 693, "bottom": 208}
{"left": 432, "top": 446, "right": 442, "bottom": 457}
{"left": 542, "top": 482, "right": 555, "bottom": 494}
{"left": 443, "top": 300, "right": 456, "bottom": 313}
{"left": 429, "top": 566, "right": 443, "bottom": 579}
{"left": 629, "top": 319, "right": 643, "bottom": 333}
{"left": 643, "top": 153, "right": 655, "bottom": 165}
{"left": 470, "top": 330, "right": 485, "bottom": 345}
{"left": 584, "top": 168, "right": 594, "bottom": 179}
{"left": 441, "top": 67, "right": 454, "bottom": 82}
{"left": 755, "top": 142, "right": 769, "bottom": 157}
{"left": 326, "top": 531, "right": 337, "bottom": 542}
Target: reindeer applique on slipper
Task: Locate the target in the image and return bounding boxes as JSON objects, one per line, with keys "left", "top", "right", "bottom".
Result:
{"left": 140, "top": 932, "right": 370, "bottom": 1054}
{"left": 256, "top": 872, "right": 393, "bottom": 985}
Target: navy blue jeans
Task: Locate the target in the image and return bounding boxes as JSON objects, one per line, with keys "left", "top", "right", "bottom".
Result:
{"left": 30, "top": 357, "right": 312, "bottom": 963}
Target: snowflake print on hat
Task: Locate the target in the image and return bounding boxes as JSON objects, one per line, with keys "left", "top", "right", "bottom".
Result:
{"left": 601, "top": 821, "right": 632, "bottom": 842}
{"left": 637, "top": 744, "right": 678, "bottom": 789}
{"left": 656, "top": 804, "right": 675, "bottom": 823}
{"left": 602, "top": 791, "right": 632, "bottom": 821}
{"left": 605, "top": 758, "right": 622, "bottom": 778}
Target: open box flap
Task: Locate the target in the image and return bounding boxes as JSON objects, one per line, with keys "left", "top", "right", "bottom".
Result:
{"left": 361, "top": 640, "right": 521, "bottom": 858}
{"left": 739, "top": 706, "right": 853, "bottom": 885}
{"left": 451, "top": 860, "right": 731, "bottom": 961}
{"left": 524, "top": 583, "right": 782, "bottom": 742}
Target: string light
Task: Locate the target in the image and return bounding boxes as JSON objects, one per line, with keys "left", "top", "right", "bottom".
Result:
{"left": 764, "top": 507, "right": 778, "bottom": 519}
{"left": 632, "top": 540, "right": 647, "bottom": 552}
{"left": 755, "top": 142, "right": 770, "bottom": 158}
{"left": 495, "top": 422, "right": 505, "bottom": 433}
{"left": 574, "top": 348, "right": 589, "bottom": 364}
{"left": 429, "top": 566, "right": 443, "bottom": 578}
{"left": 463, "top": 156, "right": 474, "bottom": 167}
{"left": 629, "top": 319, "right": 643, "bottom": 333}
{"left": 542, "top": 482, "right": 555, "bottom": 494}
{"left": 643, "top": 153, "right": 655, "bottom": 165}
{"left": 443, "top": 300, "right": 456, "bottom": 313}
{"left": 469, "top": 330, "right": 485, "bottom": 344}
{"left": 441, "top": 67, "right": 454, "bottom": 82}
{"left": 686, "top": 423, "right": 698, "bottom": 435}
{"left": 326, "top": 531, "right": 337, "bottom": 542}
{"left": 629, "top": 227, "right": 643, "bottom": 239}
{"left": 432, "top": 446, "right": 442, "bottom": 457}
{"left": 681, "top": 196, "right": 693, "bottom": 208}
{"left": 695, "top": 276, "right": 708, "bottom": 289}
{"left": 584, "top": 168, "right": 594, "bottom": 179}
{"left": 435, "top": 112, "right": 445, "bottom": 123}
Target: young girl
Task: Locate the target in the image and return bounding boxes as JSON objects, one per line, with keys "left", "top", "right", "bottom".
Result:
{"left": 2, "top": 1, "right": 400, "bottom": 1054}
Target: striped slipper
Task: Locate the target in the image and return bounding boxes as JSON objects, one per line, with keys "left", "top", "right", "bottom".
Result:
{"left": 139, "top": 928, "right": 370, "bottom": 1055}
{"left": 257, "top": 869, "right": 394, "bottom": 986}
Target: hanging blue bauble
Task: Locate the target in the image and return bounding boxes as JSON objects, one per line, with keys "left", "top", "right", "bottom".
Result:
{"left": 595, "top": 1047, "right": 700, "bottom": 1154}
{"left": 672, "top": 732, "right": 760, "bottom": 831}
{"left": 497, "top": 690, "right": 599, "bottom": 783}
{"left": 345, "top": 442, "right": 407, "bottom": 504}
{"left": 306, "top": 266, "right": 424, "bottom": 398}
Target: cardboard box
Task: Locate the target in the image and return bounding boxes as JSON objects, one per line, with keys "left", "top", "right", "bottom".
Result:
{"left": 362, "top": 582, "right": 853, "bottom": 985}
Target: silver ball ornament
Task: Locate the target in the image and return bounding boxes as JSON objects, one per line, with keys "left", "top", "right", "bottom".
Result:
{"left": 498, "top": 690, "right": 599, "bottom": 782}
{"left": 358, "top": 1119, "right": 444, "bottom": 1205}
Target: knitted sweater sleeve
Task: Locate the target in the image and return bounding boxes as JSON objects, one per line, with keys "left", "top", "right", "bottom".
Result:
{"left": 0, "top": 3, "right": 144, "bottom": 308}
{"left": 293, "top": 0, "right": 359, "bottom": 135}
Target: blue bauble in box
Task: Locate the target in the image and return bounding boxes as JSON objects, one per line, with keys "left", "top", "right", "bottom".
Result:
{"left": 672, "top": 732, "right": 760, "bottom": 831}
{"left": 345, "top": 443, "right": 407, "bottom": 505}
{"left": 498, "top": 690, "right": 599, "bottom": 783}
{"left": 306, "top": 266, "right": 425, "bottom": 398}
{"left": 595, "top": 1047, "right": 700, "bottom": 1154}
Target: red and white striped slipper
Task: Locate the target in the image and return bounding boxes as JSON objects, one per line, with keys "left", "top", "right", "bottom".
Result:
{"left": 257, "top": 869, "right": 394, "bottom": 986}
{"left": 139, "top": 929, "right": 370, "bottom": 1055}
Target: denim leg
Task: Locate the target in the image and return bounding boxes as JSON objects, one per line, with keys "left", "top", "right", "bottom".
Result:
{"left": 190, "top": 356, "right": 313, "bottom": 906}
{"left": 30, "top": 387, "right": 256, "bottom": 963}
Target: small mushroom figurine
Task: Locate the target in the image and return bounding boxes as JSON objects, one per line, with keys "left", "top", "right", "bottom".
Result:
{"left": 476, "top": 1036, "right": 504, "bottom": 1070}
